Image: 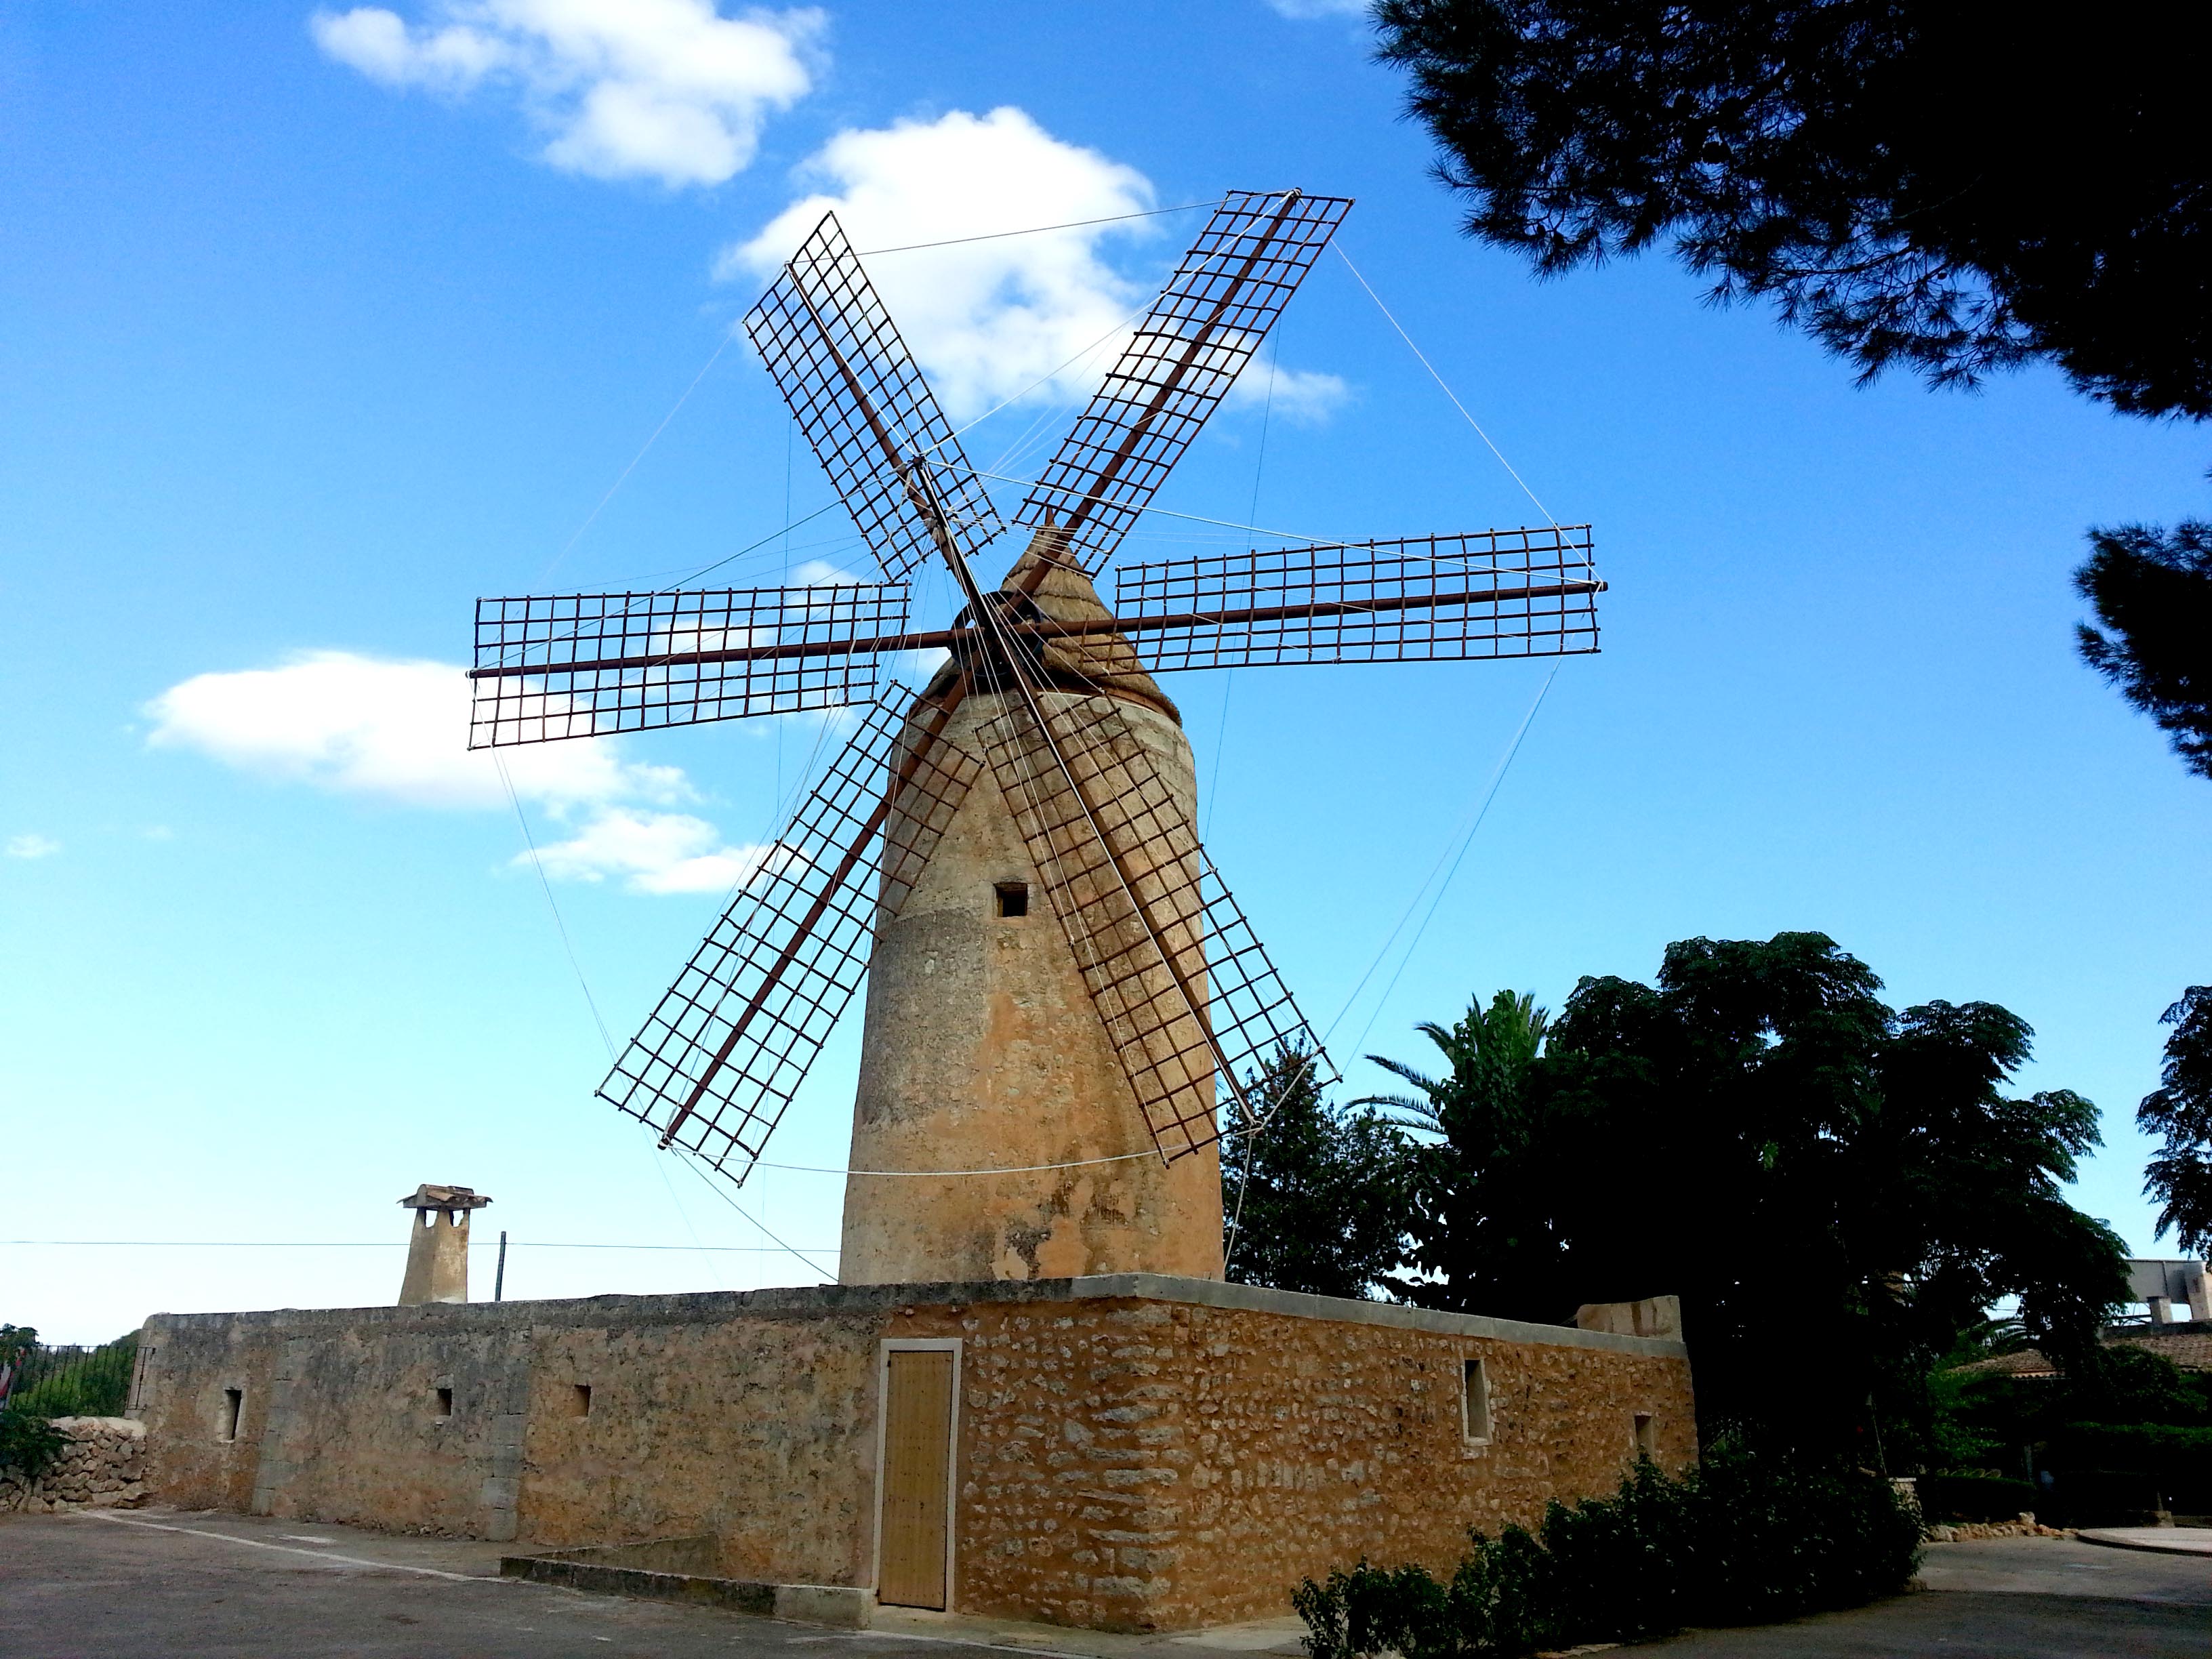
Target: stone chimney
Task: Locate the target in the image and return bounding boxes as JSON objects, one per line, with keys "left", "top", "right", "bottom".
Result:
{"left": 397, "top": 1185, "right": 492, "bottom": 1306}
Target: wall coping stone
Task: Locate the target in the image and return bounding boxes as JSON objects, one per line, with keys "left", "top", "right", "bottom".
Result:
{"left": 143, "top": 1273, "right": 1685, "bottom": 1359}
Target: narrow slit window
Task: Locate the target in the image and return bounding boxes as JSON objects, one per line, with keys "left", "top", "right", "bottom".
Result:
{"left": 1634, "top": 1412, "right": 1656, "bottom": 1458}
{"left": 434, "top": 1387, "right": 454, "bottom": 1418}
{"left": 995, "top": 882, "right": 1029, "bottom": 918}
{"left": 1461, "top": 1359, "right": 1491, "bottom": 1443}
{"left": 222, "top": 1387, "right": 243, "bottom": 1443}
{"left": 573, "top": 1384, "right": 592, "bottom": 1419}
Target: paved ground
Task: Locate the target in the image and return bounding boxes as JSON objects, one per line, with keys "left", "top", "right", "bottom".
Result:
{"left": 2081, "top": 1525, "right": 2212, "bottom": 1557}
{"left": 1637, "top": 1536, "right": 2212, "bottom": 1658}
{"left": 2, "top": 1511, "right": 2208, "bottom": 1659}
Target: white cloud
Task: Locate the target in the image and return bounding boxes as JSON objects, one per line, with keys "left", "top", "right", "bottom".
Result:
{"left": 6, "top": 834, "right": 60, "bottom": 860}
{"left": 146, "top": 651, "right": 672, "bottom": 811}
{"left": 1240, "top": 365, "right": 1352, "bottom": 426}
{"left": 1267, "top": 0, "right": 1370, "bottom": 18}
{"left": 724, "top": 108, "right": 1348, "bottom": 428}
{"left": 726, "top": 108, "right": 1161, "bottom": 420}
{"left": 526, "top": 807, "right": 771, "bottom": 894}
{"left": 310, "top": 0, "right": 822, "bottom": 187}
{"left": 145, "top": 651, "right": 762, "bottom": 895}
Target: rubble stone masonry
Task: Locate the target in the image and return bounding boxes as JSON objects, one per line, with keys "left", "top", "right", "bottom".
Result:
{"left": 138, "top": 1276, "right": 1691, "bottom": 1631}
{"left": 1, "top": 1416, "right": 147, "bottom": 1513}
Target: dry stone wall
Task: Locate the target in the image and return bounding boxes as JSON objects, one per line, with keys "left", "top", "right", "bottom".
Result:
{"left": 1, "top": 1416, "right": 146, "bottom": 1513}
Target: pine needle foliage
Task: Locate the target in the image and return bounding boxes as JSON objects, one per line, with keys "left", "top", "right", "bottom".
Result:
{"left": 1372, "top": 0, "right": 2212, "bottom": 417}
{"left": 2139, "top": 985, "right": 2212, "bottom": 1254}
{"left": 2074, "top": 521, "right": 2212, "bottom": 784}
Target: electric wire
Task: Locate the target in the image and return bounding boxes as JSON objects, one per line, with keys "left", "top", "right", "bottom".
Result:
{"left": 0, "top": 1240, "right": 837, "bottom": 1252}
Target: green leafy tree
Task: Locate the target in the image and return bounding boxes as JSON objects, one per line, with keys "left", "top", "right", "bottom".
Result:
{"left": 1222, "top": 1044, "right": 1412, "bottom": 1298}
{"left": 0, "top": 1326, "right": 34, "bottom": 1406}
{"left": 1362, "top": 989, "right": 1581, "bottom": 1317}
{"left": 0, "top": 1326, "right": 64, "bottom": 1482}
{"left": 2140, "top": 985, "right": 2212, "bottom": 1253}
{"left": 1371, "top": 936, "right": 2129, "bottom": 1452}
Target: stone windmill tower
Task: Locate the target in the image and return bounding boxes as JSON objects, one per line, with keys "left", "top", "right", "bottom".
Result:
{"left": 468, "top": 192, "right": 1601, "bottom": 1286}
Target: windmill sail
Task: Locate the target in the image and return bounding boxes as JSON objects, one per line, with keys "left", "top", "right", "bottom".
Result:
{"left": 598, "top": 689, "right": 981, "bottom": 1181}
{"left": 1015, "top": 190, "right": 1353, "bottom": 573}
{"left": 1112, "top": 527, "right": 1601, "bottom": 670}
{"left": 978, "top": 692, "right": 1334, "bottom": 1159}
{"left": 469, "top": 581, "right": 910, "bottom": 747}
{"left": 747, "top": 214, "right": 1002, "bottom": 583}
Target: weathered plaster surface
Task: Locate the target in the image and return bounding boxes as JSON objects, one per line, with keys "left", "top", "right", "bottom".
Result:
{"left": 138, "top": 1276, "right": 1691, "bottom": 1631}
{"left": 840, "top": 552, "right": 1223, "bottom": 1286}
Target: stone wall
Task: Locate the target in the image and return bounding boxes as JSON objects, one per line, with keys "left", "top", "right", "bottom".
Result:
{"left": 1, "top": 1416, "right": 146, "bottom": 1513}
{"left": 919, "top": 1286, "right": 1696, "bottom": 1629}
{"left": 138, "top": 1275, "right": 1691, "bottom": 1631}
{"left": 138, "top": 1293, "right": 886, "bottom": 1568}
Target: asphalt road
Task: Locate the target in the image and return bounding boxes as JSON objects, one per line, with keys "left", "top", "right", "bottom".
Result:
{"left": 3, "top": 1511, "right": 2208, "bottom": 1659}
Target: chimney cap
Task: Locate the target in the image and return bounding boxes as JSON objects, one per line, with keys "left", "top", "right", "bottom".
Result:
{"left": 398, "top": 1183, "right": 493, "bottom": 1211}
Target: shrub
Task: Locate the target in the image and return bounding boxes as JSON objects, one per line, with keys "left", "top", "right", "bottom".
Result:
{"left": 2049, "top": 1422, "right": 2212, "bottom": 1476}
{"left": 1294, "top": 1447, "right": 1921, "bottom": 1658}
{"left": 1919, "top": 1472, "right": 2038, "bottom": 1522}
{"left": 2045, "top": 1422, "right": 2212, "bottom": 1521}
{"left": 0, "top": 1410, "right": 65, "bottom": 1482}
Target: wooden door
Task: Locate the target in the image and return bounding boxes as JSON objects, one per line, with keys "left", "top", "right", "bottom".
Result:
{"left": 878, "top": 1349, "right": 954, "bottom": 1609}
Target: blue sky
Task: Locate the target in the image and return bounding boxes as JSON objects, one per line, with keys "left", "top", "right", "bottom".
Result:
{"left": 5, "top": 2, "right": 2207, "bottom": 1344}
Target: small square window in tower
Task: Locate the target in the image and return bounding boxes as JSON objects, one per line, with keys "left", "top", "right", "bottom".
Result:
{"left": 994, "top": 882, "right": 1029, "bottom": 918}
{"left": 1461, "top": 1358, "right": 1491, "bottom": 1443}
{"left": 1634, "top": 1412, "right": 1656, "bottom": 1457}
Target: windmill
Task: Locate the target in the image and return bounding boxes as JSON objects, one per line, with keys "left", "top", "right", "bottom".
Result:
{"left": 468, "top": 190, "right": 1601, "bottom": 1286}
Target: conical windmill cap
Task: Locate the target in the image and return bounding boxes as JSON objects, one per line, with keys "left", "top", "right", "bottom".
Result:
{"left": 926, "top": 530, "right": 1180, "bottom": 722}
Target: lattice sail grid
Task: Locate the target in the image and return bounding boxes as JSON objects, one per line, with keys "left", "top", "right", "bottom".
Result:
{"left": 469, "top": 583, "right": 909, "bottom": 747}
{"left": 598, "top": 690, "right": 980, "bottom": 1183}
{"left": 1113, "top": 527, "right": 1600, "bottom": 670}
{"left": 747, "top": 214, "right": 1003, "bottom": 583}
{"left": 1016, "top": 190, "right": 1353, "bottom": 573}
{"left": 979, "top": 693, "right": 1332, "bottom": 1160}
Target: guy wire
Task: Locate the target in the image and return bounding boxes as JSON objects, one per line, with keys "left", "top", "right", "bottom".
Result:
{"left": 1337, "top": 665, "right": 1560, "bottom": 1065}
{"left": 856, "top": 197, "right": 1221, "bottom": 257}
{"left": 540, "top": 327, "right": 740, "bottom": 580}
{"left": 1334, "top": 243, "right": 1559, "bottom": 529}
{"left": 497, "top": 756, "right": 734, "bottom": 1284}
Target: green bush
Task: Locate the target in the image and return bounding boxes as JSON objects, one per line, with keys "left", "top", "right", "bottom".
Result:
{"left": 0, "top": 1410, "right": 65, "bottom": 1482}
{"left": 1919, "top": 1472, "right": 2039, "bottom": 1523}
{"left": 1294, "top": 1447, "right": 1921, "bottom": 1659}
